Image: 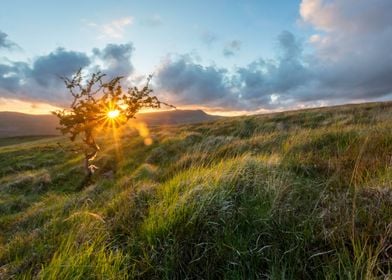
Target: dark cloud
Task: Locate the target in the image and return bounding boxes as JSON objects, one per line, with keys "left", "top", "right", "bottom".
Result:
{"left": 232, "top": 31, "right": 309, "bottom": 108}
{"left": 0, "top": 62, "right": 30, "bottom": 92}
{"left": 277, "top": 31, "right": 301, "bottom": 60}
{"left": 0, "top": 43, "right": 135, "bottom": 106}
{"left": 0, "top": 30, "right": 19, "bottom": 50}
{"left": 92, "top": 43, "right": 134, "bottom": 78}
{"left": 223, "top": 40, "right": 241, "bottom": 57}
{"left": 297, "top": 0, "right": 392, "bottom": 103}
{"left": 0, "top": 48, "right": 90, "bottom": 104}
{"left": 156, "top": 55, "right": 236, "bottom": 108}
{"left": 156, "top": 32, "right": 310, "bottom": 110}
{"left": 156, "top": 0, "right": 392, "bottom": 111}
{"left": 31, "top": 48, "right": 90, "bottom": 87}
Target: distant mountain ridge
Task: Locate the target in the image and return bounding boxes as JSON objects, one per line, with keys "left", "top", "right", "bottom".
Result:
{"left": 0, "top": 110, "right": 221, "bottom": 138}
{"left": 0, "top": 112, "right": 59, "bottom": 138}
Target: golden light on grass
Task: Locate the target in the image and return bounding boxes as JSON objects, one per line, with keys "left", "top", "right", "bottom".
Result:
{"left": 107, "top": 109, "right": 120, "bottom": 119}
{"left": 144, "top": 137, "right": 153, "bottom": 146}
{"left": 130, "top": 121, "right": 154, "bottom": 146}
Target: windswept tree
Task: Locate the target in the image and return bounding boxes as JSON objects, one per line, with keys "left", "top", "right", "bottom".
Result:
{"left": 54, "top": 69, "right": 172, "bottom": 181}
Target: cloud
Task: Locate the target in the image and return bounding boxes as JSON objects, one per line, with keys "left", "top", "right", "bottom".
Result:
{"left": 155, "top": 55, "right": 236, "bottom": 108}
{"left": 297, "top": 0, "right": 392, "bottom": 102}
{"left": 87, "top": 17, "right": 133, "bottom": 39}
{"left": 0, "top": 62, "right": 30, "bottom": 92}
{"left": 0, "top": 30, "right": 19, "bottom": 50}
{"left": 0, "top": 48, "right": 91, "bottom": 104}
{"left": 200, "top": 31, "right": 218, "bottom": 47}
{"left": 155, "top": 32, "right": 310, "bottom": 110}
{"left": 92, "top": 43, "right": 134, "bottom": 78}
{"left": 300, "top": 0, "right": 392, "bottom": 34}
{"left": 156, "top": 0, "right": 392, "bottom": 111}
{"left": 0, "top": 43, "right": 135, "bottom": 106}
{"left": 233, "top": 0, "right": 392, "bottom": 109}
{"left": 2, "top": 33, "right": 311, "bottom": 111}
{"left": 31, "top": 48, "right": 90, "bottom": 87}
{"left": 223, "top": 40, "right": 241, "bottom": 57}
{"left": 234, "top": 32, "right": 310, "bottom": 108}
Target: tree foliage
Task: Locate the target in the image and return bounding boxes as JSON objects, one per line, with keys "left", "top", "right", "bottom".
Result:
{"left": 53, "top": 69, "right": 172, "bottom": 180}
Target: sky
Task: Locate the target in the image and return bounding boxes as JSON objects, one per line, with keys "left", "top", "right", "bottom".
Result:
{"left": 0, "top": 0, "right": 391, "bottom": 115}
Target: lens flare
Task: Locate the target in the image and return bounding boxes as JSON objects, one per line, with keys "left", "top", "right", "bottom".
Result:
{"left": 107, "top": 109, "right": 120, "bottom": 119}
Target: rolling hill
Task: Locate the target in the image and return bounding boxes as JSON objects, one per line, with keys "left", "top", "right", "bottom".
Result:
{"left": 0, "top": 102, "right": 391, "bottom": 279}
{"left": 0, "top": 112, "right": 59, "bottom": 138}
{"left": 0, "top": 110, "right": 220, "bottom": 138}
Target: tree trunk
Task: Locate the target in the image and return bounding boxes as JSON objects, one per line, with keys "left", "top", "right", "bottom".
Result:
{"left": 79, "top": 130, "right": 100, "bottom": 188}
{"left": 84, "top": 155, "right": 92, "bottom": 176}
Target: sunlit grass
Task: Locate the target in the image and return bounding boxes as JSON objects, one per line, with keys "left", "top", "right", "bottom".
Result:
{"left": 0, "top": 101, "right": 391, "bottom": 279}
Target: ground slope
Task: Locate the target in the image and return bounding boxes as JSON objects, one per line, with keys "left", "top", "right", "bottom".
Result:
{"left": 0, "top": 102, "right": 391, "bottom": 279}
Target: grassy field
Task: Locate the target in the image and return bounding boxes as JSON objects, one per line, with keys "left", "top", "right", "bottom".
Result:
{"left": 0, "top": 136, "right": 57, "bottom": 147}
{"left": 0, "top": 102, "right": 391, "bottom": 279}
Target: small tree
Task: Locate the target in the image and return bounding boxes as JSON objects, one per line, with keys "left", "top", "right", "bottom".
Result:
{"left": 54, "top": 69, "right": 172, "bottom": 181}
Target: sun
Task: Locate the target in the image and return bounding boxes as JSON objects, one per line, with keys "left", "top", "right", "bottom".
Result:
{"left": 107, "top": 109, "right": 120, "bottom": 119}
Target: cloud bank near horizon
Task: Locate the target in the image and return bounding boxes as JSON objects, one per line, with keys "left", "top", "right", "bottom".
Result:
{"left": 0, "top": 41, "right": 135, "bottom": 106}
{"left": 156, "top": 0, "right": 392, "bottom": 110}
{"left": 0, "top": 0, "right": 391, "bottom": 112}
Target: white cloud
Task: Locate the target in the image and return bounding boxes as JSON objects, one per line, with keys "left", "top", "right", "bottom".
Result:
{"left": 301, "top": 0, "right": 392, "bottom": 59}
{"left": 87, "top": 17, "right": 133, "bottom": 39}
{"left": 300, "top": 0, "right": 338, "bottom": 32}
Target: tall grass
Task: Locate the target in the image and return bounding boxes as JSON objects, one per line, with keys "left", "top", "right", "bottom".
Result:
{"left": 0, "top": 102, "right": 391, "bottom": 279}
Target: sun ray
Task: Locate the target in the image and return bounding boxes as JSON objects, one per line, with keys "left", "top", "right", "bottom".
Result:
{"left": 107, "top": 109, "right": 120, "bottom": 119}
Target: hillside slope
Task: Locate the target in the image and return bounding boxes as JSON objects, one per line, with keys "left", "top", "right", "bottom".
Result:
{"left": 0, "top": 110, "right": 220, "bottom": 137}
{"left": 0, "top": 112, "right": 59, "bottom": 137}
{"left": 0, "top": 102, "right": 391, "bottom": 279}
